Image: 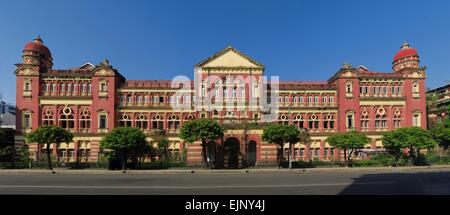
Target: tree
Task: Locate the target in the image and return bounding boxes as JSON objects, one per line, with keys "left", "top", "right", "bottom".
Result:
{"left": 26, "top": 126, "right": 74, "bottom": 170}
{"left": 157, "top": 138, "right": 170, "bottom": 168}
{"left": 430, "top": 118, "right": 450, "bottom": 151}
{"left": 326, "top": 131, "right": 370, "bottom": 166}
{"left": 382, "top": 127, "right": 437, "bottom": 164}
{"left": 0, "top": 128, "right": 16, "bottom": 167}
{"left": 180, "top": 119, "right": 224, "bottom": 168}
{"left": 262, "top": 124, "right": 286, "bottom": 167}
{"left": 101, "top": 127, "right": 148, "bottom": 170}
{"left": 262, "top": 124, "right": 310, "bottom": 168}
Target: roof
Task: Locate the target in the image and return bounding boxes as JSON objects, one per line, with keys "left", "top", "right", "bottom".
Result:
{"left": 24, "top": 37, "right": 53, "bottom": 60}
{"left": 124, "top": 80, "right": 194, "bottom": 88}
{"left": 41, "top": 68, "right": 94, "bottom": 77}
{"left": 195, "top": 46, "right": 264, "bottom": 68}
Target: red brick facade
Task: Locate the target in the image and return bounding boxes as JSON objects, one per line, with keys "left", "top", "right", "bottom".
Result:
{"left": 15, "top": 37, "right": 427, "bottom": 167}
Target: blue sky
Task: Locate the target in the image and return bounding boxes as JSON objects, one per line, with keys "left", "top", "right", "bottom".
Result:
{"left": 1, "top": 0, "right": 450, "bottom": 103}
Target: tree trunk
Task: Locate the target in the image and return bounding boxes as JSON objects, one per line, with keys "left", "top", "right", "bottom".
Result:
{"left": 288, "top": 142, "right": 292, "bottom": 169}
{"left": 122, "top": 152, "right": 126, "bottom": 170}
{"left": 46, "top": 144, "right": 53, "bottom": 171}
{"left": 348, "top": 149, "right": 354, "bottom": 167}
{"left": 343, "top": 148, "right": 347, "bottom": 167}
{"left": 201, "top": 139, "right": 209, "bottom": 169}
{"left": 409, "top": 146, "right": 415, "bottom": 164}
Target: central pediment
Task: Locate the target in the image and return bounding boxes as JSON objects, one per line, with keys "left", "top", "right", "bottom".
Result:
{"left": 196, "top": 46, "right": 264, "bottom": 69}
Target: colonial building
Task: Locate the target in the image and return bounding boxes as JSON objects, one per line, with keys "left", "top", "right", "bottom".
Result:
{"left": 15, "top": 37, "right": 427, "bottom": 167}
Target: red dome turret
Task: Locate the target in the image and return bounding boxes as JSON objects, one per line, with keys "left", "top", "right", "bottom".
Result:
{"left": 392, "top": 42, "right": 420, "bottom": 72}
{"left": 23, "top": 36, "right": 52, "bottom": 60}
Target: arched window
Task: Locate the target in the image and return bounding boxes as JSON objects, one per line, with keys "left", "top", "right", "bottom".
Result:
{"left": 119, "top": 114, "right": 132, "bottom": 127}
{"left": 136, "top": 114, "right": 148, "bottom": 129}
{"left": 375, "top": 108, "right": 387, "bottom": 128}
{"left": 293, "top": 114, "right": 304, "bottom": 128}
{"left": 314, "top": 96, "right": 319, "bottom": 104}
{"left": 278, "top": 114, "right": 289, "bottom": 125}
{"left": 293, "top": 96, "right": 298, "bottom": 103}
{"left": 152, "top": 114, "right": 164, "bottom": 129}
{"left": 394, "top": 109, "right": 402, "bottom": 128}
{"left": 60, "top": 83, "right": 65, "bottom": 92}
{"left": 323, "top": 114, "right": 334, "bottom": 129}
{"left": 79, "top": 109, "right": 91, "bottom": 129}
{"left": 360, "top": 110, "right": 369, "bottom": 129}
{"left": 136, "top": 95, "right": 143, "bottom": 104}
{"left": 168, "top": 115, "right": 180, "bottom": 130}
{"left": 42, "top": 109, "right": 54, "bottom": 126}
{"left": 308, "top": 96, "right": 313, "bottom": 103}
{"left": 59, "top": 107, "right": 74, "bottom": 129}
{"left": 51, "top": 83, "right": 57, "bottom": 92}
{"left": 184, "top": 114, "right": 195, "bottom": 121}
{"left": 309, "top": 114, "right": 319, "bottom": 129}
{"left": 322, "top": 96, "right": 328, "bottom": 103}
{"left": 120, "top": 95, "right": 125, "bottom": 105}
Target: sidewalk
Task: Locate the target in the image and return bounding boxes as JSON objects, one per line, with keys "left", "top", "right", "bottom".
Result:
{"left": 1, "top": 165, "right": 450, "bottom": 174}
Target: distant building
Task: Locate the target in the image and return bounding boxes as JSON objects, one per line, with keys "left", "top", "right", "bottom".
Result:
{"left": 0, "top": 99, "right": 16, "bottom": 129}
{"left": 15, "top": 37, "right": 427, "bottom": 167}
{"left": 427, "top": 83, "right": 450, "bottom": 128}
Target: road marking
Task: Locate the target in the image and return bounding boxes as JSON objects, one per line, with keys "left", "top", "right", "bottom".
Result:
{"left": 0, "top": 181, "right": 395, "bottom": 189}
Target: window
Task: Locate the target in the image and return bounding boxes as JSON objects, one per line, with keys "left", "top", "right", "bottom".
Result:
{"left": 315, "top": 148, "right": 320, "bottom": 157}
{"left": 159, "top": 96, "right": 164, "bottom": 103}
{"left": 136, "top": 95, "right": 143, "bottom": 103}
{"left": 59, "top": 107, "right": 74, "bottom": 129}
{"left": 346, "top": 82, "right": 352, "bottom": 93}
{"left": 80, "top": 110, "right": 91, "bottom": 129}
{"left": 127, "top": 95, "right": 132, "bottom": 104}
{"left": 201, "top": 84, "right": 206, "bottom": 97}
{"left": 223, "top": 89, "right": 228, "bottom": 98}
{"left": 99, "top": 114, "right": 107, "bottom": 129}
{"left": 59, "top": 150, "right": 67, "bottom": 159}
{"left": 361, "top": 114, "right": 369, "bottom": 129}
{"left": 413, "top": 83, "right": 419, "bottom": 93}
{"left": 293, "top": 115, "right": 304, "bottom": 129}
{"left": 299, "top": 97, "right": 304, "bottom": 103}
{"left": 120, "top": 95, "right": 125, "bottom": 105}
{"left": 23, "top": 113, "right": 31, "bottom": 129}
{"left": 119, "top": 114, "right": 132, "bottom": 127}
{"left": 314, "top": 96, "right": 319, "bottom": 103}
{"left": 325, "top": 148, "right": 329, "bottom": 157}
{"left": 413, "top": 113, "right": 420, "bottom": 127}
{"left": 184, "top": 95, "right": 191, "bottom": 104}
{"left": 153, "top": 96, "right": 159, "bottom": 103}
{"left": 346, "top": 114, "right": 354, "bottom": 128}
{"left": 329, "top": 96, "right": 334, "bottom": 103}
{"left": 88, "top": 83, "right": 92, "bottom": 93}
{"left": 300, "top": 149, "right": 305, "bottom": 157}
{"left": 23, "top": 81, "right": 31, "bottom": 91}
{"left": 308, "top": 96, "right": 312, "bottom": 103}
{"left": 100, "top": 82, "right": 107, "bottom": 92}
{"left": 324, "top": 114, "right": 334, "bottom": 129}
{"left": 293, "top": 96, "right": 298, "bottom": 103}
{"left": 136, "top": 114, "right": 148, "bottom": 129}
{"left": 60, "top": 83, "right": 65, "bottom": 92}
{"left": 51, "top": 83, "right": 57, "bottom": 92}
{"left": 67, "top": 83, "right": 72, "bottom": 92}
{"left": 308, "top": 115, "right": 319, "bottom": 129}
{"left": 322, "top": 96, "right": 328, "bottom": 103}
{"left": 144, "top": 95, "right": 149, "bottom": 103}
{"left": 152, "top": 114, "right": 164, "bottom": 129}
{"left": 253, "top": 84, "right": 259, "bottom": 98}
{"left": 168, "top": 115, "right": 180, "bottom": 130}
{"left": 42, "top": 109, "right": 54, "bottom": 126}
{"left": 82, "top": 83, "right": 87, "bottom": 93}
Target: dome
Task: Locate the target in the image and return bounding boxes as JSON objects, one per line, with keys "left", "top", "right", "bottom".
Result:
{"left": 393, "top": 42, "right": 418, "bottom": 62}
{"left": 23, "top": 36, "right": 52, "bottom": 60}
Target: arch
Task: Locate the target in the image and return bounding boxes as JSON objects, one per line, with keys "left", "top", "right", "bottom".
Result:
{"left": 136, "top": 113, "right": 148, "bottom": 129}
{"left": 224, "top": 137, "right": 240, "bottom": 169}
{"left": 42, "top": 108, "right": 54, "bottom": 126}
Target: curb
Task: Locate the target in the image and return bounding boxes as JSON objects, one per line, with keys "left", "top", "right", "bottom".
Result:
{"left": 1, "top": 165, "right": 450, "bottom": 174}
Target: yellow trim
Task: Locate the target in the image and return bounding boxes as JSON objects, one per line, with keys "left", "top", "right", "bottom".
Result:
{"left": 40, "top": 99, "right": 92, "bottom": 105}
{"left": 360, "top": 101, "right": 406, "bottom": 106}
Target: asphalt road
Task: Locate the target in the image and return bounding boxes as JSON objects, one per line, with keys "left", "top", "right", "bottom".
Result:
{"left": 0, "top": 169, "right": 450, "bottom": 195}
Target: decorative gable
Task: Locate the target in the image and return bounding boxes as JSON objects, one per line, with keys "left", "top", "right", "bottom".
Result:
{"left": 196, "top": 46, "right": 264, "bottom": 69}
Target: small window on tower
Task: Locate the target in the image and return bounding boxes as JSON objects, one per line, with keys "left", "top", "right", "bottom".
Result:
{"left": 100, "top": 82, "right": 107, "bottom": 92}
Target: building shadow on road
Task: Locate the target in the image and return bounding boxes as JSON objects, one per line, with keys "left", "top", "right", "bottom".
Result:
{"left": 339, "top": 171, "right": 450, "bottom": 195}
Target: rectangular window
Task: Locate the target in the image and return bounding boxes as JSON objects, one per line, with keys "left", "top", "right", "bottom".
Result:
{"left": 315, "top": 148, "right": 320, "bottom": 157}
{"left": 300, "top": 149, "right": 305, "bottom": 157}
{"left": 100, "top": 82, "right": 107, "bottom": 92}
{"left": 99, "top": 115, "right": 107, "bottom": 129}
{"left": 347, "top": 115, "right": 353, "bottom": 128}
{"left": 413, "top": 114, "right": 420, "bottom": 127}
{"left": 159, "top": 96, "right": 164, "bottom": 103}
{"left": 24, "top": 114, "right": 31, "bottom": 129}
